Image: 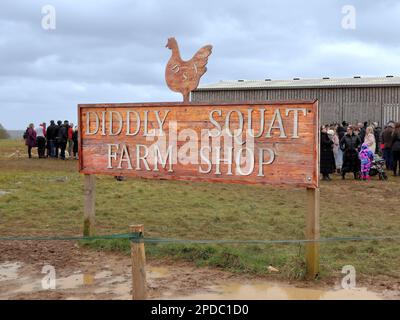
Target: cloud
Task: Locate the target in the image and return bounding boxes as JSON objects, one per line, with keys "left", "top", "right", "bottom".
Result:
{"left": 0, "top": 0, "right": 399, "bottom": 129}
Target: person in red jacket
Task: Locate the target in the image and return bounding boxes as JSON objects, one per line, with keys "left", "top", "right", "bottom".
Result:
{"left": 67, "top": 123, "right": 74, "bottom": 159}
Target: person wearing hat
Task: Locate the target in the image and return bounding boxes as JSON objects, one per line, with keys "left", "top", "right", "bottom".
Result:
{"left": 359, "top": 143, "right": 374, "bottom": 181}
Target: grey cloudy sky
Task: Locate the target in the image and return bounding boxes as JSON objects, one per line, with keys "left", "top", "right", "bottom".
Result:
{"left": 1, "top": 0, "right": 400, "bottom": 129}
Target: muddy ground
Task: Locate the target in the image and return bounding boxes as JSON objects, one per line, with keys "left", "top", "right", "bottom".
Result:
{"left": 0, "top": 241, "right": 399, "bottom": 300}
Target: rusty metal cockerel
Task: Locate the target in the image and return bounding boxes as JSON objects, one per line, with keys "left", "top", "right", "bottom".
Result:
{"left": 165, "top": 37, "right": 213, "bottom": 103}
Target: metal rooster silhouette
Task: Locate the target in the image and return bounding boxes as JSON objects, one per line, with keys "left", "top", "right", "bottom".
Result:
{"left": 165, "top": 37, "right": 212, "bottom": 103}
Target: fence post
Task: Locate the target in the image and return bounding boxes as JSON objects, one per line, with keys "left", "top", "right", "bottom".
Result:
{"left": 130, "top": 224, "right": 147, "bottom": 300}
{"left": 83, "top": 174, "right": 96, "bottom": 236}
{"left": 306, "top": 187, "right": 320, "bottom": 279}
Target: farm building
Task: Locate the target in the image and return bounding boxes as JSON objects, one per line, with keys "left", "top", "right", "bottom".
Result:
{"left": 192, "top": 76, "right": 400, "bottom": 126}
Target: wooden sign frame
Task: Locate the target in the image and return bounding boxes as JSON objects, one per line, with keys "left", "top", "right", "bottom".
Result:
{"left": 78, "top": 101, "right": 319, "bottom": 188}
{"left": 78, "top": 100, "right": 320, "bottom": 279}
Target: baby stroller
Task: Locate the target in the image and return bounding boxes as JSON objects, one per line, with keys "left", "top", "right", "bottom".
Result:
{"left": 369, "top": 154, "right": 388, "bottom": 180}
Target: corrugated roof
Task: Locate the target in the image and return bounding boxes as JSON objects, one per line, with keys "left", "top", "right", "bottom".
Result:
{"left": 196, "top": 76, "right": 400, "bottom": 91}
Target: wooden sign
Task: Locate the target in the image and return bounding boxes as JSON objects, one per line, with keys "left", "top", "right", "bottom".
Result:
{"left": 78, "top": 101, "right": 319, "bottom": 188}
{"left": 165, "top": 37, "right": 212, "bottom": 103}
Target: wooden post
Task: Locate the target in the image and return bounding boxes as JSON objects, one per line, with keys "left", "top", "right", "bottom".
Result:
{"left": 83, "top": 174, "right": 96, "bottom": 236}
{"left": 130, "top": 224, "right": 147, "bottom": 300}
{"left": 306, "top": 187, "right": 320, "bottom": 279}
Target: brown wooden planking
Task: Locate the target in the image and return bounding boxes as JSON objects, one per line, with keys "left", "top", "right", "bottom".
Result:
{"left": 78, "top": 101, "right": 319, "bottom": 188}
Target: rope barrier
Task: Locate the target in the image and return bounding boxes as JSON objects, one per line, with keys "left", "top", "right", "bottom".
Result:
{"left": 1, "top": 233, "right": 400, "bottom": 244}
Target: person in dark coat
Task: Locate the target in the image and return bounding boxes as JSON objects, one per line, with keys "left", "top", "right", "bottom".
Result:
{"left": 320, "top": 127, "right": 335, "bottom": 180}
{"left": 46, "top": 120, "right": 57, "bottom": 158}
{"left": 337, "top": 122, "right": 347, "bottom": 142}
{"left": 54, "top": 120, "right": 62, "bottom": 158}
{"left": 382, "top": 122, "right": 395, "bottom": 170}
{"left": 391, "top": 122, "right": 400, "bottom": 176}
{"left": 24, "top": 123, "right": 36, "bottom": 158}
{"left": 58, "top": 120, "right": 69, "bottom": 160}
{"left": 373, "top": 122, "right": 382, "bottom": 154}
{"left": 72, "top": 126, "right": 79, "bottom": 160}
{"left": 340, "top": 126, "right": 361, "bottom": 180}
{"left": 359, "top": 122, "right": 367, "bottom": 143}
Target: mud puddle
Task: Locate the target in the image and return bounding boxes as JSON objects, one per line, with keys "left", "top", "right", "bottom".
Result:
{"left": 171, "top": 282, "right": 382, "bottom": 300}
{"left": 0, "top": 261, "right": 389, "bottom": 300}
{"left": 0, "top": 242, "right": 398, "bottom": 300}
{"left": 0, "top": 261, "right": 170, "bottom": 300}
{"left": 0, "top": 262, "right": 21, "bottom": 281}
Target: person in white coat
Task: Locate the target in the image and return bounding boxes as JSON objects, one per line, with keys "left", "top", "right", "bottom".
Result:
{"left": 364, "top": 126, "right": 376, "bottom": 154}
{"left": 330, "top": 129, "right": 342, "bottom": 173}
{"left": 35, "top": 124, "right": 46, "bottom": 158}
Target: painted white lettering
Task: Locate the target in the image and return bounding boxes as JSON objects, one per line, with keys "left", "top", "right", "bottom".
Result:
{"left": 248, "top": 109, "right": 265, "bottom": 138}
{"left": 199, "top": 146, "right": 212, "bottom": 173}
{"left": 86, "top": 112, "right": 99, "bottom": 135}
{"left": 286, "top": 108, "right": 306, "bottom": 138}
{"left": 154, "top": 110, "right": 170, "bottom": 135}
{"left": 118, "top": 144, "right": 133, "bottom": 169}
{"left": 209, "top": 110, "right": 222, "bottom": 137}
{"left": 258, "top": 148, "right": 275, "bottom": 176}
{"left": 107, "top": 144, "right": 119, "bottom": 169}
{"left": 266, "top": 109, "right": 287, "bottom": 138}
{"left": 214, "top": 147, "right": 233, "bottom": 175}
{"left": 153, "top": 144, "right": 174, "bottom": 172}
{"left": 136, "top": 144, "right": 151, "bottom": 171}
{"left": 109, "top": 111, "right": 123, "bottom": 136}
{"left": 225, "top": 110, "right": 243, "bottom": 137}
{"left": 126, "top": 111, "right": 140, "bottom": 136}
{"left": 235, "top": 147, "right": 255, "bottom": 176}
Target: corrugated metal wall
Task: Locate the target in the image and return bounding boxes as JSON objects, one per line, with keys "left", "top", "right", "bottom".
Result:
{"left": 192, "top": 87, "right": 400, "bottom": 125}
{"left": 383, "top": 104, "right": 400, "bottom": 124}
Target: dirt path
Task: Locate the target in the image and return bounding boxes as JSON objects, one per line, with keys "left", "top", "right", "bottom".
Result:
{"left": 0, "top": 241, "right": 399, "bottom": 300}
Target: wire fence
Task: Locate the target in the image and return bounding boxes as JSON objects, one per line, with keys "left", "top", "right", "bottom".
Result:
{"left": 1, "top": 233, "right": 400, "bottom": 244}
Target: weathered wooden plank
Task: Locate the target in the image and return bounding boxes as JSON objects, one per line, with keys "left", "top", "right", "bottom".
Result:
{"left": 83, "top": 174, "right": 96, "bottom": 236}
{"left": 306, "top": 187, "right": 320, "bottom": 279}
{"left": 130, "top": 224, "right": 147, "bottom": 300}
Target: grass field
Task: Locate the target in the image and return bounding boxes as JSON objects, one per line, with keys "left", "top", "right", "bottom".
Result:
{"left": 0, "top": 139, "right": 399, "bottom": 281}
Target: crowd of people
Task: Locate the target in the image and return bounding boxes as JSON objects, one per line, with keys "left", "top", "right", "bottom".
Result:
{"left": 23, "top": 118, "right": 400, "bottom": 181}
{"left": 24, "top": 120, "right": 79, "bottom": 160}
{"left": 320, "top": 120, "right": 400, "bottom": 181}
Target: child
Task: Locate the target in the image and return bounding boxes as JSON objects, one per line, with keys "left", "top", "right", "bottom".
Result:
{"left": 359, "top": 143, "right": 374, "bottom": 181}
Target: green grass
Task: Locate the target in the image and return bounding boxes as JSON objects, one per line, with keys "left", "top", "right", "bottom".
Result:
{"left": 1, "top": 139, "right": 400, "bottom": 280}
{"left": 81, "top": 239, "right": 308, "bottom": 278}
